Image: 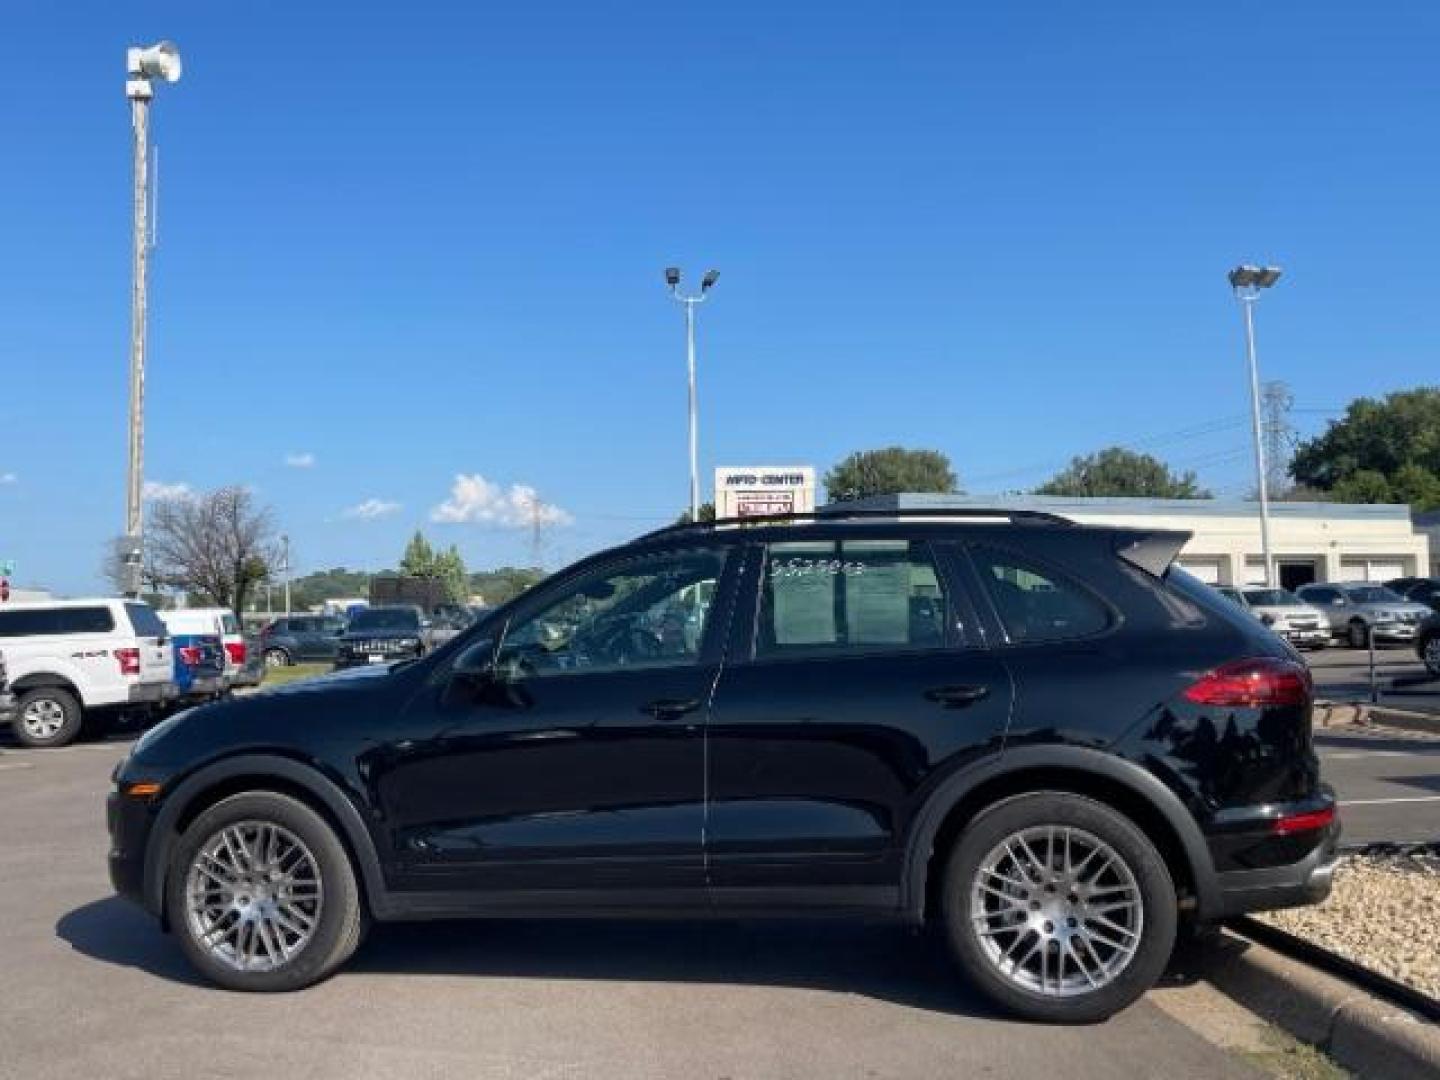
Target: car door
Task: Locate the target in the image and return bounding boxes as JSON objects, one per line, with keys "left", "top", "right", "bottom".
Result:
{"left": 368, "top": 543, "right": 739, "bottom": 901}
{"left": 705, "top": 532, "right": 1012, "bottom": 908}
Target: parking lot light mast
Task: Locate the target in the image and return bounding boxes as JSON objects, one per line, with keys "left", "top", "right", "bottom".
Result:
{"left": 666, "top": 267, "right": 719, "bottom": 523}
{"left": 122, "top": 41, "right": 182, "bottom": 597}
{"left": 1228, "top": 264, "right": 1283, "bottom": 589}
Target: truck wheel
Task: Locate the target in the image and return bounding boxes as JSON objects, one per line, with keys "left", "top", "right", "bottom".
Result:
{"left": 1348, "top": 620, "right": 1369, "bottom": 649}
{"left": 940, "top": 792, "right": 1177, "bottom": 1023}
{"left": 264, "top": 648, "right": 292, "bottom": 668}
{"left": 13, "top": 688, "right": 83, "bottom": 748}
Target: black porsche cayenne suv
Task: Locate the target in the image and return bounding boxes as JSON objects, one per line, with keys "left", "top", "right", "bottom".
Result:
{"left": 108, "top": 509, "right": 1338, "bottom": 1022}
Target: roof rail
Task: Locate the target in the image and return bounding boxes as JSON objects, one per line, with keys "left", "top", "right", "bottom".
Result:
{"left": 639, "top": 506, "right": 1075, "bottom": 542}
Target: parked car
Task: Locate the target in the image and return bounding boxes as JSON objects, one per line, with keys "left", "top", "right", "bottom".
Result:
{"left": 259, "top": 615, "right": 346, "bottom": 667}
{"left": 1294, "top": 582, "right": 1432, "bottom": 648}
{"left": 233, "top": 636, "right": 268, "bottom": 691}
{"left": 332, "top": 605, "right": 430, "bottom": 669}
{"left": 109, "top": 509, "right": 1338, "bottom": 1021}
{"left": 167, "top": 608, "right": 248, "bottom": 689}
{"left": 1386, "top": 576, "right": 1440, "bottom": 613}
{"left": 0, "top": 599, "right": 174, "bottom": 747}
{"left": 1417, "top": 613, "right": 1440, "bottom": 677}
{"left": 1240, "top": 588, "right": 1330, "bottom": 650}
{"left": 157, "top": 611, "right": 228, "bottom": 703}
{"left": 0, "top": 650, "right": 13, "bottom": 727}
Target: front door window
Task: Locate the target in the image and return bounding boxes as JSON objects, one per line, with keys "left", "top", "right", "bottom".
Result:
{"left": 498, "top": 548, "right": 727, "bottom": 678}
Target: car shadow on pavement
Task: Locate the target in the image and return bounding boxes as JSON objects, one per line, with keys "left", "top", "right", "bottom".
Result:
{"left": 55, "top": 897, "right": 210, "bottom": 989}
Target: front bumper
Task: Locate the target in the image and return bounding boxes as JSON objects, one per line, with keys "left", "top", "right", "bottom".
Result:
{"left": 107, "top": 788, "right": 156, "bottom": 912}
{"left": 1372, "top": 623, "right": 1419, "bottom": 643}
{"left": 0, "top": 690, "right": 15, "bottom": 721}
{"left": 1278, "top": 627, "right": 1328, "bottom": 647}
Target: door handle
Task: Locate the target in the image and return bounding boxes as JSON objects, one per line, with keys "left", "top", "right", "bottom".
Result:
{"left": 641, "top": 698, "right": 701, "bottom": 721}
{"left": 924, "top": 684, "right": 991, "bottom": 708}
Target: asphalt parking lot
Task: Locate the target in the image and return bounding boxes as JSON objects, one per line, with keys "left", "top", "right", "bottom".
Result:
{"left": 0, "top": 737, "right": 1275, "bottom": 1080}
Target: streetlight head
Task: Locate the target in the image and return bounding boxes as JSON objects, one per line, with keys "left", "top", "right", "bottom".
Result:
{"left": 665, "top": 267, "right": 681, "bottom": 288}
{"left": 1255, "top": 266, "right": 1283, "bottom": 288}
{"left": 1228, "top": 264, "right": 1261, "bottom": 289}
{"left": 701, "top": 269, "right": 720, "bottom": 291}
{"left": 129, "top": 40, "right": 182, "bottom": 83}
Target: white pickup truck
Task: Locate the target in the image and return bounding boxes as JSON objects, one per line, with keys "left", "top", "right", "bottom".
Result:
{"left": 0, "top": 599, "right": 175, "bottom": 748}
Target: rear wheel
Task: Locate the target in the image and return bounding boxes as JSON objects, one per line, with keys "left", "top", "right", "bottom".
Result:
{"left": 264, "top": 648, "right": 292, "bottom": 668}
{"left": 166, "top": 791, "right": 365, "bottom": 991}
{"left": 940, "top": 792, "right": 1177, "bottom": 1023}
{"left": 12, "top": 687, "right": 82, "bottom": 748}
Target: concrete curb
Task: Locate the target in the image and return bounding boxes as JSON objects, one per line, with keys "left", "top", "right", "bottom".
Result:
{"left": 1198, "top": 930, "right": 1440, "bottom": 1080}
{"left": 1363, "top": 704, "right": 1440, "bottom": 736}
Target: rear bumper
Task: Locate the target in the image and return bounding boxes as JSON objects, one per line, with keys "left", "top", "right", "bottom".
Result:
{"left": 127, "top": 682, "right": 176, "bottom": 706}
{"left": 1211, "top": 820, "right": 1340, "bottom": 918}
{"left": 183, "top": 674, "right": 225, "bottom": 697}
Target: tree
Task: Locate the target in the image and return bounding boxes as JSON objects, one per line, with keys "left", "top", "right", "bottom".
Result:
{"left": 399, "top": 531, "right": 438, "bottom": 577}
{"left": 435, "top": 544, "right": 469, "bottom": 603}
{"left": 1290, "top": 388, "right": 1440, "bottom": 509}
{"left": 147, "top": 485, "right": 280, "bottom": 615}
{"left": 823, "top": 447, "right": 958, "bottom": 503}
{"left": 674, "top": 503, "right": 716, "bottom": 525}
{"left": 468, "top": 566, "right": 546, "bottom": 605}
{"left": 1035, "top": 446, "right": 1209, "bottom": 499}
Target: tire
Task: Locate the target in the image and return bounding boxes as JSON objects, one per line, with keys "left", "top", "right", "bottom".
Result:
{"left": 940, "top": 792, "right": 1177, "bottom": 1023}
{"left": 1348, "top": 620, "right": 1369, "bottom": 649}
{"left": 1422, "top": 635, "right": 1440, "bottom": 678}
{"left": 264, "top": 648, "right": 292, "bottom": 668}
{"left": 166, "top": 791, "right": 365, "bottom": 992}
{"left": 11, "top": 687, "right": 83, "bottom": 748}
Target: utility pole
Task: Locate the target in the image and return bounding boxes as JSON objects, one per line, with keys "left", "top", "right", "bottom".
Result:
{"left": 665, "top": 267, "right": 720, "bottom": 522}
{"left": 530, "top": 497, "right": 543, "bottom": 569}
{"left": 1228, "top": 264, "right": 1283, "bottom": 588}
{"left": 122, "top": 42, "right": 182, "bottom": 597}
{"left": 281, "top": 534, "right": 292, "bottom": 616}
{"left": 1261, "top": 381, "right": 1294, "bottom": 499}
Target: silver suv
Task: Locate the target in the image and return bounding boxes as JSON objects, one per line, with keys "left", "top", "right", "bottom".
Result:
{"left": 1240, "top": 588, "right": 1330, "bottom": 650}
{"left": 1295, "top": 582, "right": 1432, "bottom": 648}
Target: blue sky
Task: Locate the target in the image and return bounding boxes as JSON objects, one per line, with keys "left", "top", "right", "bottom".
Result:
{"left": 2, "top": 1, "right": 1438, "bottom": 594}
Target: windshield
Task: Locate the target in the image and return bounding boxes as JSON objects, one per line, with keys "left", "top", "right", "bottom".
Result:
{"left": 1346, "top": 586, "right": 1404, "bottom": 604}
{"left": 1243, "top": 589, "right": 1301, "bottom": 606}
{"left": 348, "top": 608, "right": 419, "bottom": 633}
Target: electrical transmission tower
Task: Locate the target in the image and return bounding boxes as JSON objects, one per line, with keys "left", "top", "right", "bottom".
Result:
{"left": 1261, "top": 381, "right": 1294, "bottom": 497}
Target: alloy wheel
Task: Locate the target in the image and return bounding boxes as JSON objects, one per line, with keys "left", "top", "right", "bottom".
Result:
{"left": 183, "top": 820, "right": 324, "bottom": 973}
{"left": 1424, "top": 637, "right": 1440, "bottom": 676}
{"left": 20, "top": 699, "right": 66, "bottom": 741}
{"left": 969, "top": 825, "right": 1143, "bottom": 998}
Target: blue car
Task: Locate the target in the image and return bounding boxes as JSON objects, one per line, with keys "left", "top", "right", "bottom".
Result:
{"left": 157, "top": 610, "right": 228, "bottom": 701}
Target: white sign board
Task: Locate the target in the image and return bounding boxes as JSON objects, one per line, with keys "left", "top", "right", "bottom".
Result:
{"left": 715, "top": 466, "right": 816, "bottom": 520}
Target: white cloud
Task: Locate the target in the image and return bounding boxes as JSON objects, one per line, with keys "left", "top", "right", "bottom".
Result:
{"left": 342, "top": 498, "right": 401, "bottom": 520}
{"left": 142, "top": 480, "right": 193, "bottom": 501}
{"left": 0, "top": 472, "right": 16, "bottom": 484}
{"left": 285, "top": 452, "right": 316, "bottom": 469}
{"left": 431, "top": 474, "right": 573, "bottom": 528}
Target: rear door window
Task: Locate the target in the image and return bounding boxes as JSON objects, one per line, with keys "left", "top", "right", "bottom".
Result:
{"left": 57, "top": 607, "right": 116, "bottom": 634}
{"left": 124, "top": 603, "right": 167, "bottom": 638}
{"left": 0, "top": 609, "right": 57, "bottom": 636}
{"left": 755, "top": 539, "right": 950, "bottom": 658}
{"left": 970, "top": 546, "right": 1111, "bottom": 644}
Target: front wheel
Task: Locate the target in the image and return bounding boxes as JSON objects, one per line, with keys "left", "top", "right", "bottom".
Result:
{"left": 1422, "top": 635, "right": 1440, "bottom": 678}
{"left": 166, "top": 791, "right": 365, "bottom": 991}
{"left": 941, "top": 792, "right": 1177, "bottom": 1023}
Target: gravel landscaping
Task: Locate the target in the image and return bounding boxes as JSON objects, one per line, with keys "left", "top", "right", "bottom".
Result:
{"left": 1257, "top": 848, "right": 1440, "bottom": 1001}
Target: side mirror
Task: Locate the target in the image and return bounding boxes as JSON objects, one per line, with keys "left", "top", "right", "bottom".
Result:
{"left": 420, "top": 618, "right": 433, "bottom": 629}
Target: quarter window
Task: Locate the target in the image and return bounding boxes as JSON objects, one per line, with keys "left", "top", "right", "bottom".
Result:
{"left": 497, "top": 548, "right": 727, "bottom": 678}
{"left": 971, "top": 547, "right": 1110, "bottom": 643}
{"left": 755, "top": 539, "right": 948, "bottom": 657}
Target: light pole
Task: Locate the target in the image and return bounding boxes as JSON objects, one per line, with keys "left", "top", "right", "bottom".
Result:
{"left": 281, "top": 534, "right": 292, "bottom": 616}
{"left": 122, "top": 41, "right": 182, "bottom": 597}
{"left": 665, "top": 267, "right": 719, "bottom": 522}
{"left": 1229, "top": 264, "right": 1283, "bottom": 588}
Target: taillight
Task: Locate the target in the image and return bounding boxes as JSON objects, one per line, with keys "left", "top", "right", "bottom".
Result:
{"left": 115, "top": 647, "right": 141, "bottom": 676}
{"left": 1273, "top": 805, "right": 1336, "bottom": 836}
{"left": 1183, "top": 657, "right": 1311, "bottom": 708}
{"left": 178, "top": 645, "right": 202, "bottom": 667}
{"left": 225, "top": 642, "right": 247, "bottom": 665}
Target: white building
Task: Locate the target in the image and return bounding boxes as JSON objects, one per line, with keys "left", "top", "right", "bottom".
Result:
{"left": 1414, "top": 510, "right": 1440, "bottom": 577}
{"left": 831, "top": 494, "right": 1431, "bottom": 591}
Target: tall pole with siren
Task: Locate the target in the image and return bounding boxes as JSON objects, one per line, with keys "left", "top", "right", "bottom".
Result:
{"left": 123, "top": 41, "right": 182, "bottom": 597}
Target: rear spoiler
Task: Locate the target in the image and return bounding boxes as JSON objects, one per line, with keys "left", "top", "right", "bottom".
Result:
{"left": 1114, "top": 529, "right": 1191, "bottom": 578}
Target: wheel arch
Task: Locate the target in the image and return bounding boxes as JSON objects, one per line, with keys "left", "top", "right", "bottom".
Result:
{"left": 11, "top": 672, "right": 83, "bottom": 702}
{"left": 902, "top": 746, "right": 1219, "bottom": 924}
{"left": 144, "top": 753, "right": 390, "bottom": 926}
